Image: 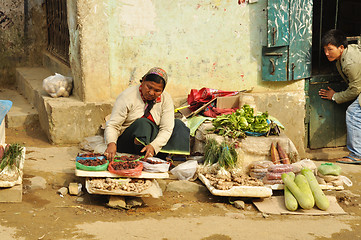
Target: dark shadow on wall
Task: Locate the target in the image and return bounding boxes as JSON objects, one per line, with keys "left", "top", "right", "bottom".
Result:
{"left": 0, "top": 1, "right": 47, "bottom": 87}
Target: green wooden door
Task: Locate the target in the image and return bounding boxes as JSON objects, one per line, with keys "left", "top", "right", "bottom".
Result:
{"left": 306, "top": 75, "right": 350, "bottom": 149}
{"left": 262, "top": 0, "right": 313, "bottom": 81}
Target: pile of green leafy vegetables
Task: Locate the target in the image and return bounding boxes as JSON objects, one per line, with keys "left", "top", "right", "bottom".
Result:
{"left": 210, "top": 104, "right": 270, "bottom": 139}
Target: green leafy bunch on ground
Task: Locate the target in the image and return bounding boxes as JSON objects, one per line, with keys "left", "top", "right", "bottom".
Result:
{"left": 0, "top": 143, "right": 23, "bottom": 172}
{"left": 211, "top": 104, "right": 270, "bottom": 139}
{"left": 204, "top": 138, "right": 237, "bottom": 169}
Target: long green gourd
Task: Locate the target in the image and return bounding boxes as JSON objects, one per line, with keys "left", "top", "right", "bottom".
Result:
{"left": 281, "top": 173, "right": 314, "bottom": 210}
{"left": 301, "top": 167, "right": 330, "bottom": 211}
{"left": 294, "top": 174, "right": 315, "bottom": 208}
{"left": 284, "top": 172, "right": 298, "bottom": 211}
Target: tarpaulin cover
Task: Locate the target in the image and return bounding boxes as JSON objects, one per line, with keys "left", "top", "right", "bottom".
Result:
{"left": 0, "top": 100, "right": 12, "bottom": 123}
{"left": 187, "top": 88, "right": 239, "bottom": 111}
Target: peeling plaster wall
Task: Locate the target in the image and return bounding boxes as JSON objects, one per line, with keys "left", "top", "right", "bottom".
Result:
{"left": 0, "top": 0, "right": 47, "bottom": 86}
{"left": 73, "top": 0, "right": 307, "bottom": 156}
{"left": 74, "top": 0, "right": 305, "bottom": 101}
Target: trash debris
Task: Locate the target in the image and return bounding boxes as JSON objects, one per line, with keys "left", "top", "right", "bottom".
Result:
{"left": 57, "top": 187, "right": 68, "bottom": 197}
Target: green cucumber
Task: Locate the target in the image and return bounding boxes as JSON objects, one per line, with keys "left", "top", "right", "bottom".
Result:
{"left": 294, "top": 174, "right": 315, "bottom": 208}
{"left": 284, "top": 186, "right": 298, "bottom": 211}
{"left": 282, "top": 173, "right": 314, "bottom": 210}
{"left": 301, "top": 167, "right": 330, "bottom": 211}
{"left": 284, "top": 172, "right": 298, "bottom": 211}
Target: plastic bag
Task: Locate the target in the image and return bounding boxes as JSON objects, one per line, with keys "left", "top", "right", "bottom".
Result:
{"left": 263, "top": 176, "right": 283, "bottom": 185}
{"left": 249, "top": 171, "right": 267, "bottom": 179}
{"left": 108, "top": 161, "right": 143, "bottom": 177}
{"left": 43, "top": 73, "right": 73, "bottom": 98}
{"left": 292, "top": 159, "right": 317, "bottom": 173}
{"left": 249, "top": 160, "right": 274, "bottom": 169}
{"left": 170, "top": 160, "right": 198, "bottom": 180}
{"left": 267, "top": 164, "right": 293, "bottom": 173}
{"left": 140, "top": 157, "right": 171, "bottom": 173}
{"left": 75, "top": 152, "right": 109, "bottom": 171}
{"left": 76, "top": 158, "right": 109, "bottom": 171}
{"left": 317, "top": 163, "right": 342, "bottom": 176}
{"left": 79, "top": 135, "right": 104, "bottom": 152}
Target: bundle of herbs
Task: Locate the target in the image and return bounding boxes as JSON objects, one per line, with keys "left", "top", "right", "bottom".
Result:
{"left": 204, "top": 138, "right": 221, "bottom": 165}
{"left": 201, "top": 138, "right": 238, "bottom": 180}
{"left": 0, "top": 143, "right": 24, "bottom": 173}
{"left": 200, "top": 138, "right": 263, "bottom": 190}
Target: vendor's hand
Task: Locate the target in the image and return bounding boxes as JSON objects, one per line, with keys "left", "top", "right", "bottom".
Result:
{"left": 104, "top": 142, "right": 117, "bottom": 161}
{"left": 141, "top": 144, "right": 155, "bottom": 160}
{"left": 318, "top": 87, "right": 335, "bottom": 100}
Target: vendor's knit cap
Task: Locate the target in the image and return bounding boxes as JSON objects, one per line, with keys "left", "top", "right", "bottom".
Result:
{"left": 143, "top": 67, "right": 168, "bottom": 86}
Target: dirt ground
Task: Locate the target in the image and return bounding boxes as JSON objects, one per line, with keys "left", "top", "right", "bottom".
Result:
{"left": 1, "top": 126, "right": 361, "bottom": 240}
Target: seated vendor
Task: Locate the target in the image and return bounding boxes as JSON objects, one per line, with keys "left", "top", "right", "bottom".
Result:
{"left": 104, "top": 67, "right": 190, "bottom": 161}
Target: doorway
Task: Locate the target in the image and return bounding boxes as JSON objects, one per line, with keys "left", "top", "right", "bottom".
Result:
{"left": 306, "top": 0, "right": 361, "bottom": 149}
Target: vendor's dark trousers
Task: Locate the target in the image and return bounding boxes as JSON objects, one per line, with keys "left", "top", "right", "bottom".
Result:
{"left": 116, "top": 118, "right": 190, "bottom": 159}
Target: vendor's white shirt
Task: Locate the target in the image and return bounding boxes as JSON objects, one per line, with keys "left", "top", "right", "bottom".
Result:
{"left": 104, "top": 84, "right": 174, "bottom": 154}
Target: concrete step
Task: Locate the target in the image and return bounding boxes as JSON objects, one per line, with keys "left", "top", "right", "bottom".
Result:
{"left": 15, "top": 67, "right": 53, "bottom": 105}
{"left": 306, "top": 147, "right": 350, "bottom": 161}
{"left": 15, "top": 67, "right": 112, "bottom": 144}
{"left": 0, "top": 88, "right": 39, "bottom": 128}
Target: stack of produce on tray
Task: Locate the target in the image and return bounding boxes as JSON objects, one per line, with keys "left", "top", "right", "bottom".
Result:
{"left": 248, "top": 159, "right": 318, "bottom": 185}
{"left": 282, "top": 168, "right": 330, "bottom": 211}
{"left": 263, "top": 164, "right": 293, "bottom": 185}
{"left": 248, "top": 160, "right": 274, "bottom": 180}
{"left": 247, "top": 142, "right": 293, "bottom": 182}
{"left": 139, "top": 157, "right": 171, "bottom": 173}
{"left": 315, "top": 163, "right": 344, "bottom": 187}
{"left": 0, "top": 143, "right": 24, "bottom": 182}
{"left": 209, "top": 105, "right": 281, "bottom": 139}
{"left": 198, "top": 138, "right": 263, "bottom": 190}
{"left": 88, "top": 177, "right": 152, "bottom": 193}
{"left": 108, "top": 155, "right": 143, "bottom": 177}
{"left": 76, "top": 152, "right": 109, "bottom": 171}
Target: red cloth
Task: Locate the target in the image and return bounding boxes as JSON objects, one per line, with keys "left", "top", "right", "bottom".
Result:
{"left": 187, "top": 88, "right": 239, "bottom": 111}
{"left": 203, "top": 106, "right": 237, "bottom": 118}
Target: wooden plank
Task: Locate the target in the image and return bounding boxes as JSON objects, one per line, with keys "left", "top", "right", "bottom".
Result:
{"left": 75, "top": 169, "right": 169, "bottom": 179}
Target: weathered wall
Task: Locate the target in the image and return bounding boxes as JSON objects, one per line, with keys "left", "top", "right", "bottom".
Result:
{"left": 72, "top": 0, "right": 307, "bottom": 156}
{"left": 0, "top": 1, "right": 47, "bottom": 87}
{"left": 0, "top": 1, "right": 25, "bottom": 86}
{"left": 72, "top": 0, "right": 304, "bottom": 101}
